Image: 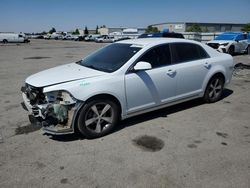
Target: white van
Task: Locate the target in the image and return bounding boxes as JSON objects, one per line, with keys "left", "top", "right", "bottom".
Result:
{"left": 0, "top": 33, "right": 29, "bottom": 43}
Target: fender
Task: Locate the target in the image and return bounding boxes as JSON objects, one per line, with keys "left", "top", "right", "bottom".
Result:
{"left": 201, "top": 64, "right": 227, "bottom": 93}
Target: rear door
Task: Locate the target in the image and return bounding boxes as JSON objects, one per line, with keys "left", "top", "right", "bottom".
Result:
{"left": 169, "top": 42, "right": 211, "bottom": 99}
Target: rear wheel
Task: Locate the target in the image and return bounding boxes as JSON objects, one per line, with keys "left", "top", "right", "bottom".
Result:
{"left": 3, "top": 39, "right": 8, "bottom": 44}
{"left": 77, "top": 99, "right": 119, "bottom": 139}
{"left": 203, "top": 76, "right": 224, "bottom": 103}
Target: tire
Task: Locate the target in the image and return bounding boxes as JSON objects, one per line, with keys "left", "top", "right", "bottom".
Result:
{"left": 77, "top": 98, "right": 119, "bottom": 139}
{"left": 247, "top": 45, "right": 250, "bottom": 55}
{"left": 203, "top": 76, "right": 224, "bottom": 103}
{"left": 228, "top": 46, "right": 234, "bottom": 56}
{"left": 3, "top": 39, "right": 8, "bottom": 44}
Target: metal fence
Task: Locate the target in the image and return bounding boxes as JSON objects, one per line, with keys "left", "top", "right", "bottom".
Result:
{"left": 109, "top": 32, "right": 223, "bottom": 43}
{"left": 182, "top": 32, "right": 222, "bottom": 43}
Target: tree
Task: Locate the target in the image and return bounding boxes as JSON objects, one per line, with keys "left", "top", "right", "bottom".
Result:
{"left": 145, "top": 26, "right": 160, "bottom": 33}
{"left": 241, "top": 23, "right": 250, "bottom": 32}
{"left": 186, "top": 23, "right": 202, "bottom": 32}
{"left": 72, "top": 28, "right": 80, "bottom": 35}
{"left": 84, "top": 26, "right": 89, "bottom": 35}
{"left": 49, "top": 27, "right": 56, "bottom": 34}
{"left": 96, "top": 25, "right": 99, "bottom": 34}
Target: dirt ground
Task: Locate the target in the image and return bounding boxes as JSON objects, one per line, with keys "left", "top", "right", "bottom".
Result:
{"left": 0, "top": 40, "right": 250, "bottom": 188}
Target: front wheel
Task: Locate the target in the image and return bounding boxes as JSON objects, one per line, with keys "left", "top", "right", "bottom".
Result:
{"left": 203, "top": 76, "right": 224, "bottom": 103}
{"left": 77, "top": 99, "right": 119, "bottom": 139}
{"left": 228, "top": 46, "right": 234, "bottom": 56}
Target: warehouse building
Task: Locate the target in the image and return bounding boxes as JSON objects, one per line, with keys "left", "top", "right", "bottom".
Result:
{"left": 98, "top": 27, "right": 145, "bottom": 35}
{"left": 150, "top": 22, "right": 246, "bottom": 33}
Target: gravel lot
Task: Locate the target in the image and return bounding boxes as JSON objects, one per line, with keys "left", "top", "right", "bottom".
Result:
{"left": 0, "top": 39, "right": 250, "bottom": 188}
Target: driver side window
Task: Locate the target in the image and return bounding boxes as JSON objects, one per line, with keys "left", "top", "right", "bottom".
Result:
{"left": 137, "top": 44, "right": 171, "bottom": 68}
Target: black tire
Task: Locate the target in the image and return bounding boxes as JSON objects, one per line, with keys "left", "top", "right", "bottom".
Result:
{"left": 77, "top": 98, "right": 119, "bottom": 139}
{"left": 3, "top": 39, "right": 8, "bottom": 44}
{"left": 228, "top": 46, "right": 234, "bottom": 56}
{"left": 247, "top": 45, "right": 250, "bottom": 55}
{"left": 203, "top": 76, "right": 224, "bottom": 103}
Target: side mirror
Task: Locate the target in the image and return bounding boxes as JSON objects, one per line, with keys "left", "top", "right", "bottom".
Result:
{"left": 133, "top": 61, "right": 152, "bottom": 71}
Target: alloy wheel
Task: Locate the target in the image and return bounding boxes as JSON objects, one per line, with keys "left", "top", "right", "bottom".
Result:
{"left": 208, "top": 78, "right": 223, "bottom": 100}
{"left": 84, "top": 103, "right": 114, "bottom": 133}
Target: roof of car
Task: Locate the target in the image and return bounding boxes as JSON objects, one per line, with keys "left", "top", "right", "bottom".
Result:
{"left": 117, "top": 38, "right": 195, "bottom": 47}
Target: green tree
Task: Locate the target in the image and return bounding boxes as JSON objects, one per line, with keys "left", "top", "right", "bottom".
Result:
{"left": 145, "top": 26, "right": 160, "bottom": 33}
{"left": 49, "top": 27, "right": 56, "bottom": 34}
{"left": 186, "top": 23, "right": 202, "bottom": 32}
{"left": 96, "top": 25, "right": 99, "bottom": 34}
{"left": 241, "top": 23, "right": 250, "bottom": 32}
{"left": 72, "top": 28, "right": 80, "bottom": 35}
{"left": 84, "top": 26, "right": 89, "bottom": 35}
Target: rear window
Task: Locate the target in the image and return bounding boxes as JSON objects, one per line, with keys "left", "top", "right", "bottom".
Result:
{"left": 162, "top": 33, "right": 184, "bottom": 39}
{"left": 170, "top": 43, "right": 209, "bottom": 63}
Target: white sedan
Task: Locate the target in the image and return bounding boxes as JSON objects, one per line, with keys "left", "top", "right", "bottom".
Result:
{"left": 207, "top": 32, "right": 249, "bottom": 55}
{"left": 21, "top": 38, "right": 234, "bottom": 138}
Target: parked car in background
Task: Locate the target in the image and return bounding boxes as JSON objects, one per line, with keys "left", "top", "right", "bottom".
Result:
{"left": 50, "top": 32, "right": 63, "bottom": 40}
{"left": 0, "top": 33, "right": 29, "bottom": 43}
{"left": 21, "top": 38, "right": 234, "bottom": 138}
{"left": 85, "top": 34, "right": 100, "bottom": 41}
{"left": 95, "top": 35, "right": 116, "bottom": 43}
{"left": 62, "top": 34, "right": 78, "bottom": 40}
{"left": 75, "top": 35, "right": 86, "bottom": 41}
{"left": 44, "top": 34, "right": 51, "bottom": 40}
{"left": 138, "top": 32, "right": 184, "bottom": 39}
{"left": 207, "top": 32, "right": 249, "bottom": 55}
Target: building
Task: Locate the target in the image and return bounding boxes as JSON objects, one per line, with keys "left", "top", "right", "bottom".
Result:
{"left": 150, "top": 22, "right": 246, "bottom": 33}
{"left": 98, "top": 27, "right": 146, "bottom": 35}
{"left": 78, "top": 29, "right": 96, "bottom": 35}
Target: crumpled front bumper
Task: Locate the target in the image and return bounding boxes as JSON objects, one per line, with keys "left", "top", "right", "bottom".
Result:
{"left": 217, "top": 46, "right": 227, "bottom": 53}
{"left": 21, "top": 86, "right": 78, "bottom": 135}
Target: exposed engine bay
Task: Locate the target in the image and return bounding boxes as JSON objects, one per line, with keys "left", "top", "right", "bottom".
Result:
{"left": 21, "top": 84, "right": 79, "bottom": 134}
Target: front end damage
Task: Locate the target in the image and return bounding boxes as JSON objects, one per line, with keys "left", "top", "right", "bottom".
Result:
{"left": 207, "top": 43, "right": 227, "bottom": 53}
{"left": 21, "top": 84, "right": 79, "bottom": 135}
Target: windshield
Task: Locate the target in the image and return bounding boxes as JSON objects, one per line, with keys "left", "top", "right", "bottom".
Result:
{"left": 78, "top": 43, "right": 141, "bottom": 72}
{"left": 215, "top": 34, "right": 237, "bottom": 41}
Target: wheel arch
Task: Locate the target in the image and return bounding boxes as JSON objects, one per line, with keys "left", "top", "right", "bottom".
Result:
{"left": 202, "top": 70, "right": 226, "bottom": 94}
{"left": 85, "top": 93, "right": 122, "bottom": 115}
{"left": 72, "top": 93, "right": 123, "bottom": 133}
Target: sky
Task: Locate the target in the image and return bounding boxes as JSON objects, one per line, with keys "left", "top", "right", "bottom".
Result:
{"left": 0, "top": 0, "right": 249, "bottom": 33}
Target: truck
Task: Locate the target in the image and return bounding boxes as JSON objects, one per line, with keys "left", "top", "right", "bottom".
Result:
{"left": 0, "top": 33, "right": 29, "bottom": 43}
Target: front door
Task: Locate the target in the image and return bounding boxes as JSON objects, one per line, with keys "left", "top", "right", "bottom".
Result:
{"left": 125, "top": 44, "right": 177, "bottom": 114}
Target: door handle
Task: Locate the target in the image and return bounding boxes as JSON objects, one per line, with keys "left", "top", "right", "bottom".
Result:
{"left": 204, "top": 62, "right": 211, "bottom": 69}
{"left": 167, "top": 69, "right": 176, "bottom": 76}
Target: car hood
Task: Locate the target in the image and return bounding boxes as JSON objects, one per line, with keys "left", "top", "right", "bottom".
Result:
{"left": 26, "top": 63, "right": 106, "bottom": 87}
{"left": 207, "top": 40, "right": 233, "bottom": 44}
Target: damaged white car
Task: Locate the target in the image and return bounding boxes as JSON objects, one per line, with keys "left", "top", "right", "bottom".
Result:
{"left": 207, "top": 32, "right": 249, "bottom": 55}
{"left": 21, "top": 38, "right": 234, "bottom": 138}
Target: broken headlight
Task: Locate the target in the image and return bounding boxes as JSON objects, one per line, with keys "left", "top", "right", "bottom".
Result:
{"left": 42, "top": 91, "right": 77, "bottom": 125}
{"left": 45, "top": 91, "right": 76, "bottom": 105}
